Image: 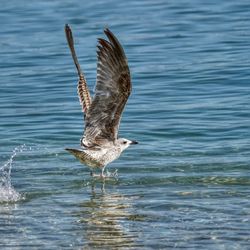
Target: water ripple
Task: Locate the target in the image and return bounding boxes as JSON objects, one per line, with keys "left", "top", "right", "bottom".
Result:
{"left": 1, "top": 0, "right": 250, "bottom": 248}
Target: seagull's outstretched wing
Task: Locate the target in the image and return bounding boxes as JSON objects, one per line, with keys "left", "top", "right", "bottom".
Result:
{"left": 65, "top": 24, "right": 92, "bottom": 114}
{"left": 83, "top": 28, "right": 131, "bottom": 148}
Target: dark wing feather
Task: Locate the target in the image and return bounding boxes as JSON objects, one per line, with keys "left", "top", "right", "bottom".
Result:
{"left": 83, "top": 28, "right": 131, "bottom": 147}
{"left": 65, "top": 24, "right": 92, "bottom": 114}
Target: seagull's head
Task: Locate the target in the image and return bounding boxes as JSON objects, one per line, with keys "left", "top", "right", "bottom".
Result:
{"left": 118, "top": 138, "right": 138, "bottom": 151}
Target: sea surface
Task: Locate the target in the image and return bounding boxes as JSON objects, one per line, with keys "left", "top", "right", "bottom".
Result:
{"left": 0, "top": 0, "right": 250, "bottom": 249}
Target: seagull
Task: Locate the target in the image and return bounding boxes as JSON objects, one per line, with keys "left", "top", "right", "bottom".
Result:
{"left": 64, "top": 24, "right": 138, "bottom": 178}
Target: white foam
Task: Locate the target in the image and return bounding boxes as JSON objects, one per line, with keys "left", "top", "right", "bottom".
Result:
{"left": 0, "top": 186, "right": 21, "bottom": 203}
{"left": 0, "top": 145, "right": 26, "bottom": 203}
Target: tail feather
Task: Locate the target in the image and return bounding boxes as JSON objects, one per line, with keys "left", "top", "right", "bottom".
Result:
{"left": 65, "top": 148, "right": 101, "bottom": 168}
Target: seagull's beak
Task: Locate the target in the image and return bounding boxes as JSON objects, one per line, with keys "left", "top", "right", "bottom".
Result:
{"left": 130, "top": 140, "right": 138, "bottom": 145}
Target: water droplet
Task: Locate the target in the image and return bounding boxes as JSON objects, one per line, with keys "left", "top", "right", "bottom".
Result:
{"left": 0, "top": 145, "right": 26, "bottom": 203}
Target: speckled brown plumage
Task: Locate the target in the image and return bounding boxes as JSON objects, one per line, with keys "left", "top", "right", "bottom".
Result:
{"left": 65, "top": 24, "right": 91, "bottom": 113}
{"left": 65, "top": 25, "right": 137, "bottom": 177}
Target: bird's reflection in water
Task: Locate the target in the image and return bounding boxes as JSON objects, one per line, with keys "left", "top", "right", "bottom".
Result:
{"left": 77, "top": 181, "right": 140, "bottom": 249}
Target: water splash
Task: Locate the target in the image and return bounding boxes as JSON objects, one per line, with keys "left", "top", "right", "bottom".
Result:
{"left": 0, "top": 145, "right": 25, "bottom": 203}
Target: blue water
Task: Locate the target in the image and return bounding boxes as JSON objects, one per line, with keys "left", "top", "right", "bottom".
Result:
{"left": 1, "top": 0, "right": 250, "bottom": 248}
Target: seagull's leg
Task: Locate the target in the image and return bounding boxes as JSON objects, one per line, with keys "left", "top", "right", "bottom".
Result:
{"left": 90, "top": 167, "right": 106, "bottom": 178}
{"left": 99, "top": 166, "right": 118, "bottom": 178}
{"left": 90, "top": 169, "right": 101, "bottom": 178}
{"left": 101, "top": 166, "right": 106, "bottom": 178}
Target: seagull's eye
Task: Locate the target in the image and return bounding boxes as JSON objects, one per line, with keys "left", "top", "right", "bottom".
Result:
{"left": 123, "top": 141, "right": 127, "bottom": 144}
